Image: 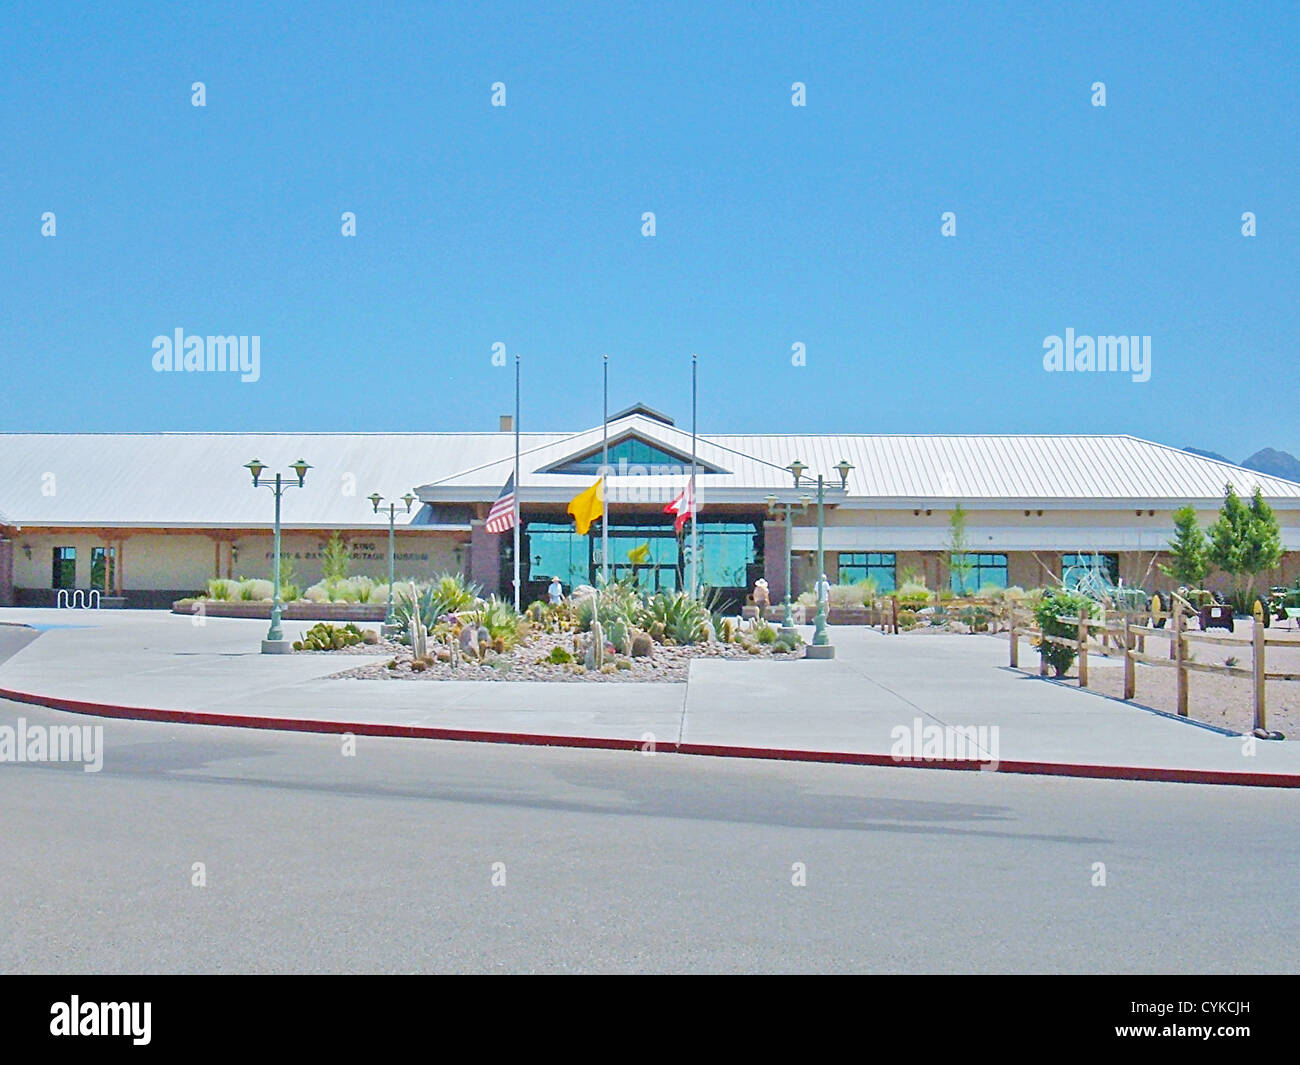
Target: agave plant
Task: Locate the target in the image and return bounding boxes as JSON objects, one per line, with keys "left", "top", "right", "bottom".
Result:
{"left": 391, "top": 573, "right": 481, "bottom": 637}
{"left": 641, "top": 591, "right": 708, "bottom": 645}
{"left": 476, "top": 595, "right": 523, "bottom": 649}
{"left": 576, "top": 577, "right": 642, "bottom": 633}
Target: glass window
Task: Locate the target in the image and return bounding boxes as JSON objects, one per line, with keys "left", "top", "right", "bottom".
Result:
{"left": 1062, "top": 552, "right": 1119, "bottom": 590}
{"left": 90, "top": 546, "right": 115, "bottom": 592}
{"left": 951, "top": 553, "right": 1007, "bottom": 593}
{"left": 526, "top": 523, "right": 590, "bottom": 592}
{"left": 695, "top": 523, "right": 758, "bottom": 589}
{"left": 837, "top": 552, "right": 897, "bottom": 591}
{"left": 52, "top": 546, "right": 76, "bottom": 589}
{"left": 550, "top": 436, "right": 710, "bottom": 475}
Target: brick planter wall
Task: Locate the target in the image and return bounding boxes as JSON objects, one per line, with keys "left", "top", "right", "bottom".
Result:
{"left": 171, "top": 600, "right": 387, "bottom": 621}
{"left": 825, "top": 607, "right": 872, "bottom": 625}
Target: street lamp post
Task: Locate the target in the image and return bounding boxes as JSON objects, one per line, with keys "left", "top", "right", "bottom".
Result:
{"left": 765, "top": 493, "right": 809, "bottom": 629}
{"left": 369, "top": 491, "right": 416, "bottom": 632}
{"left": 785, "top": 459, "right": 854, "bottom": 658}
{"left": 244, "top": 458, "right": 312, "bottom": 653}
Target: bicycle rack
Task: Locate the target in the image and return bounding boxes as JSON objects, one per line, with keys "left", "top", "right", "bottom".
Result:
{"left": 56, "top": 589, "right": 100, "bottom": 609}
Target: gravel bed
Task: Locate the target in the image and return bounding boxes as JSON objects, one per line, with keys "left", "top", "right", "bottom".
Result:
{"left": 323, "top": 629, "right": 802, "bottom": 683}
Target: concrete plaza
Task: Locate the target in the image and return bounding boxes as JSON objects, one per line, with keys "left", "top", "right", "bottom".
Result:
{"left": 2, "top": 608, "right": 1298, "bottom": 784}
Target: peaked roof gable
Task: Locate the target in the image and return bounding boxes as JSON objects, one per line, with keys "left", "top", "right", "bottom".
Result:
{"left": 540, "top": 428, "right": 728, "bottom": 475}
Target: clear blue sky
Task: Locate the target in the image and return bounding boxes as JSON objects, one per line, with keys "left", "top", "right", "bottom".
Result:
{"left": 1, "top": 1, "right": 1295, "bottom": 455}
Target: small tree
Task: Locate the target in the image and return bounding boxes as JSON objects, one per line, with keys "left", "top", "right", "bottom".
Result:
{"left": 1207, "top": 484, "right": 1284, "bottom": 613}
{"left": 321, "top": 532, "right": 351, "bottom": 583}
{"left": 1159, "top": 505, "right": 1210, "bottom": 587}
{"left": 947, "top": 503, "right": 973, "bottom": 595}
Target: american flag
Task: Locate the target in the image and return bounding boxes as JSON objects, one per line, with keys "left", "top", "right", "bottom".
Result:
{"left": 485, "top": 473, "right": 517, "bottom": 533}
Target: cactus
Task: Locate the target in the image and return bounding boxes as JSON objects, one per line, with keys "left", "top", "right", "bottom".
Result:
{"left": 607, "top": 618, "right": 632, "bottom": 655}
{"left": 589, "top": 620, "right": 605, "bottom": 670}
{"left": 409, "top": 609, "right": 428, "bottom": 661}
{"left": 631, "top": 631, "right": 653, "bottom": 658}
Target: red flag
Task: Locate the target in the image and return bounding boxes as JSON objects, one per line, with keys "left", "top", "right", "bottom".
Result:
{"left": 664, "top": 479, "right": 696, "bottom": 534}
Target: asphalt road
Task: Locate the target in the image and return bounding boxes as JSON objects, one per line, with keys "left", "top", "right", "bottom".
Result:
{"left": 2, "top": 622, "right": 1298, "bottom": 974}
{"left": 2, "top": 673, "right": 1298, "bottom": 972}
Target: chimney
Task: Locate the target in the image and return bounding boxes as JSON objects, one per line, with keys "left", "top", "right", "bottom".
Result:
{"left": 499, "top": 415, "right": 513, "bottom": 432}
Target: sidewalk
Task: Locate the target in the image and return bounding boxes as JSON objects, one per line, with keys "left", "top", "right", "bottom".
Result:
{"left": 2, "top": 608, "right": 1298, "bottom": 785}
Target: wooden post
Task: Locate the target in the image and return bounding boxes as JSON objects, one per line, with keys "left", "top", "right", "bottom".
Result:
{"left": 1173, "top": 602, "right": 1188, "bottom": 716}
{"left": 1253, "top": 617, "right": 1266, "bottom": 733}
{"left": 1009, "top": 616, "right": 1018, "bottom": 668}
{"left": 891, "top": 596, "right": 898, "bottom": 635}
{"left": 1077, "top": 615, "right": 1088, "bottom": 688}
{"left": 1123, "top": 612, "right": 1135, "bottom": 700}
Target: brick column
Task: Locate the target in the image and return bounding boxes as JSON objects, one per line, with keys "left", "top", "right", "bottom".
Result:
{"left": 0, "top": 538, "right": 13, "bottom": 606}
{"left": 763, "top": 520, "right": 788, "bottom": 605}
{"left": 469, "top": 520, "right": 502, "bottom": 597}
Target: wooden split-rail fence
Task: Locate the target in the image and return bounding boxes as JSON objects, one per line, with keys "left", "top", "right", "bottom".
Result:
{"left": 1007, "top": 593, "right": 1300, "bottom": 732}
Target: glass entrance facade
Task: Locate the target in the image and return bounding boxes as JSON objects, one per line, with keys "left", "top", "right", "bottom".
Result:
{"left": 523, "top": 520, "right": 759, "bottom": 595}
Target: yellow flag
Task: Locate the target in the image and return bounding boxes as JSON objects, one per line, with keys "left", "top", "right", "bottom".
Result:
{"left": 627, "top": 541, "right": 651, "bottom": 565}
{"left": 567, "top": 477, "right": 604, "bottom": 536}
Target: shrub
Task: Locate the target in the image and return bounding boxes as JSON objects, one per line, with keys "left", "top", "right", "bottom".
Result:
{"left": 754, "top": 620, "right": 777, "bottom": 644}
{"left": 895, "top": 581, "right": 930, "bottom": 609}
{"left": 303, "top": 581, "right": 331, "bottom": 603}
{"left": 206, "top": 578, "right": 237, "bottom": 601}
{"left": 544, "top": 645, "right": 573, "bottom": 665}
{"left": 236, "top": 578, "right": 274, "bottom": 601}
{"left": 829, "top": 582, "right": 875, "bottom": 609}
{"left": 1033, "top": 589, "right": 1096, "bottom": 677}
{"left": 897, "top": 609, "right": 919, "bottom": 630}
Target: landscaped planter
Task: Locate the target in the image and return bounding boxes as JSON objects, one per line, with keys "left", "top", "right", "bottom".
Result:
{"left": 172, "top": 599, "right": 387, "bottom": 621}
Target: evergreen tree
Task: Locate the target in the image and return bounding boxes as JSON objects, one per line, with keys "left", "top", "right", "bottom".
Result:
{"left": 322, "top": 532, "right": 351, "bottom": 583}
{"left": 1159, "top": 505, "right": 1209, "bottom": 587}
{"left": 1208, "top": 484, "right": 1284, "bottom": 612}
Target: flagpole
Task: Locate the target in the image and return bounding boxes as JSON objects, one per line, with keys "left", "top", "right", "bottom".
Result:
{"left": 602, "top": 353, "right": 609, "bottom": 587}
{"left": 690, "top": 352, "right": 698, "bottom": 600}
{"left": 513, "top": 352, "right": 521, "bottom": 611}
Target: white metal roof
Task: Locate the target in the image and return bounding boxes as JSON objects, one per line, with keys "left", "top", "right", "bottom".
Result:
{"left": 705, "top": 432, "right": 1300, "bottom": 505}
{"left": 1, "top": 421, "right": 1298, "bottom": 530}
{"left": 419, "top": 416, "right": 1300, "bottom": 509}
{"left": 0, "top": 431, "right": 566, "bottom": 529}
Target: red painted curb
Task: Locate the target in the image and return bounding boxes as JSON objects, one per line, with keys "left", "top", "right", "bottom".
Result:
{"left": 2, "top": 684, "right": 1297, "bottom": 788}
